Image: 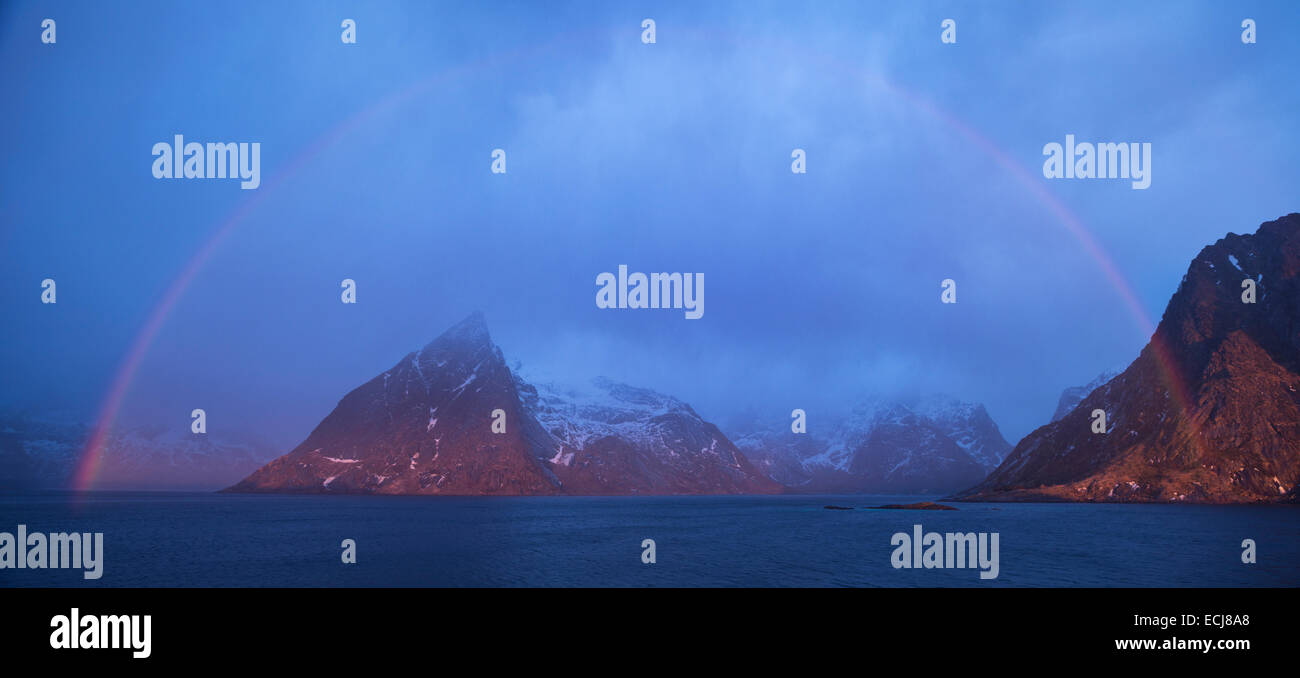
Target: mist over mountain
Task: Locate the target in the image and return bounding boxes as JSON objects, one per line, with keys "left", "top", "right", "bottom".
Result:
{"left": 0, "top": 411, "right": 274, "bottom": 491}
{"left": 732, "top": 395, "right": 1011, "bottom": 494}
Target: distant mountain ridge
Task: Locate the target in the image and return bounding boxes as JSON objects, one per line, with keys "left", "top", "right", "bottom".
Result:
{"left": 733, "top": 395, "right": 1012, "bottom": 494}
{"left": 1050, "top": 370, "right": 1121, "bottom": 423}
{"left": 959, "top": 214, "right": 1300, "bottom": 503}
{"left": 0, "top": 412, "right": 273, "bottom": 491}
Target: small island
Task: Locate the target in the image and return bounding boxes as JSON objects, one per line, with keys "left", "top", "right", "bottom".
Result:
{"left": 869, "top": 502, "right": 957, "bottom": 511}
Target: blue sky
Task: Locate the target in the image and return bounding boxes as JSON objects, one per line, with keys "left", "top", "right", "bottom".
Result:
{"left": 2, "top": 0, "right": 1298, "bottom": 448}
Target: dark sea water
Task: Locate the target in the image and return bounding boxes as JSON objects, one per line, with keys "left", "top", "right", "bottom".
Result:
{"left": 0, "top": 492, "right": 1296, "bottom": 587}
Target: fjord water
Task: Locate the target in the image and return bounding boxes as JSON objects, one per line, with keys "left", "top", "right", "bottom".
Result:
{"left": 1, "top": 492, "right": 1295, "bottom": 587}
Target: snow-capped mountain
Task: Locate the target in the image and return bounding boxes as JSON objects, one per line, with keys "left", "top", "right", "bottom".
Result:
{"left": 960, "top": 214, "right": 1300, "bottom": 503}
{"left": 0, "top": 412, "right": 274, "bottom": 490}
{"left": 732, "top": 396, "right": 1011, "bottom": 494}
{"left": 519, "top": 377, "right": 778, "bottom": 494}
{"left": 1050, "top": 370, "right": 1121, "bottom": 422}
{"left": 911, "top": 395, "right": 1013, "bottom": 471}
{"left": 228, "top": 312, "right": 779, "bottom": 495}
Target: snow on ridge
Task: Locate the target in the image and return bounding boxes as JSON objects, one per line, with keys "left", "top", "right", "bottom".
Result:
{"left": 410, "top": 348, "right": 431, "bottom": 392}
{"left": 886, "top": 450, "right": 914, "bottom": 476}
{"left": 315, "top": 450, "right": 360, "bottom": 463}
{"left": 523, "top": 377, "right": 696, "bottom": 452}
{"left": 911, "top": 394, "right": 978, "bottom": 422}
{"left": 733, "top": 393, "right": 1007, "bottom": 474}
{"left": 800, "top": 443, "right": 853, "bottom": 472}
{"left": 448, "top": 360, "right": 487, "bottom": 399}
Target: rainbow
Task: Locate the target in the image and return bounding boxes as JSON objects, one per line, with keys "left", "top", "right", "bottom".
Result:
{"left": 74, "top": 29, "right": 1198, "bottom": 491}
{"left": 75, "top": 43, "right": 542, "bottom": 491}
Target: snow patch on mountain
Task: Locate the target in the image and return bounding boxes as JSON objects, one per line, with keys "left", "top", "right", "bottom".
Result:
{"left": 523, "top": 376, "right": 691, "bottom": 453}
{"left": 731, "top": 394, "right": 1012, "bottom": 492}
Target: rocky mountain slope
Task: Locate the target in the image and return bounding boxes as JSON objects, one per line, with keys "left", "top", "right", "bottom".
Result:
{"left": 226, "top": 313, "right": 779, "bottom": 495}
{"left": 958, "top": 213, "right": 1300, "bottom": 503}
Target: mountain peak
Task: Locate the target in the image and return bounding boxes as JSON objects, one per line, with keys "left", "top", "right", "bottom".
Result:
{"left": 429, "top": 311, "right": 492, "bottom": 349}
{"left": 228, "top": 313, "right": 779, "bottom": 496}
{"left": 1254, "top": 212, "right": 1300, "bottom": 239}
{"left": 960, "top": 213, "right": 1300, "bottom": 503}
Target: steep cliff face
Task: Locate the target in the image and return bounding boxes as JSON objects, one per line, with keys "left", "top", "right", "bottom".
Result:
{"left": 960, "top": 214, "right": 1300, "bottom": 503}
{"left": 227, "top": 312, "right": 561, "bottom": 494}
{"left": 228, "top": 313, "right": 777, "bottom": 495}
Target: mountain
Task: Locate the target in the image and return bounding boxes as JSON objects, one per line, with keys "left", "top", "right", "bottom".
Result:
{"left": 733, "top": 395, "right": 1011, "bottom": 494}
{"left": 959, "top": 213, "right": 1300, "bottom": 503}
{"left": 1050, "top": 370, "right": 1121, "bottom": 422}
{"left": 0, "top": 412, "right": 273, "bottom": 491}
{"left": 520, "top": 377, "right": 780, "bottom": 494}
{"left": 911, "top": 395, "right": 1013, "bottom": 471}
{"left": 226, "top": 312, "right": 780, "bottom": 495}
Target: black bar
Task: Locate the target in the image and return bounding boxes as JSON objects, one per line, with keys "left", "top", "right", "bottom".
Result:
{"left": 0, "top": 587, "right": 1287, "bottom": 668}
